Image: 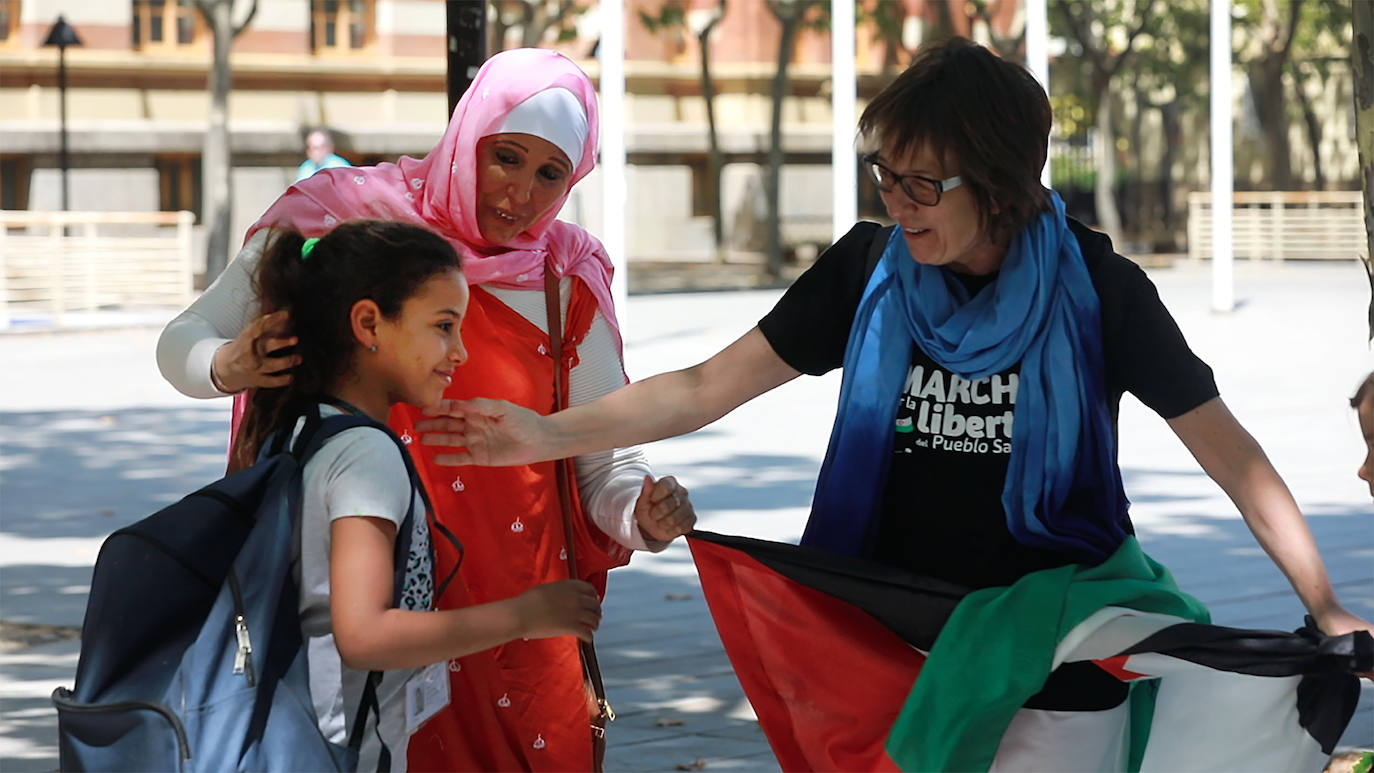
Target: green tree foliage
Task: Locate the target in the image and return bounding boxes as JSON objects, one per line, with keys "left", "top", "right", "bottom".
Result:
{"left": 856, "top": 0, "right": 914, "bottom": 76}
{"left": 1286, "top": 0, "right": 1352, "bottom": 190}
{"left": 1232, "top": 0, "right": 1307, "bottom": 190}
{"left": 1052, "top": 0, "right": 1161, "bottom": 243}
{"left": 488, "top": 0, "right": 587, "bottom": 52}
{"left": 1123, "top": 0, "right": 1208, "bottom": 243}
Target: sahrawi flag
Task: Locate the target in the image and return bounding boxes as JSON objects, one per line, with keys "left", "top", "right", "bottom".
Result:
{"left": 686, "top": 531, "right": 1371, "bottom": 772}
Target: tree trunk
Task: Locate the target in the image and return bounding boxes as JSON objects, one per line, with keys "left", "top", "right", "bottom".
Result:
{"left": 1092, "top": 86, "right": 1122, "bottom": 243}
{"left": 203, "top": 1, "right": 234, "bottom": 281}
{"left": 1244, "top": 0, "right": 1305, "bottom": 191}
{"left": 879, "top": 2, "right": 906, "bottom": 76}
{"left": 520, "top": 0, "right": 542, "bottom": 47}
{"left": 489, "top": 2, "right": 513, "bottom": 52}
{"left": 765, "top": 5, "right": 802, "bottom": 278}
{"left": 1052, "top": 0, "right": 1156, "bottom": 247}
{"left": 698, "top": 1, "right": 726, "bottom": 262}
{"left": 1156, "top": 98, "right": 1182, "bottom": 247}
{"left": 1129, "top": 78, "right": 1147, "bottom": 241}
{"left": 1290, "top": 61, "right": 1324, "bottom": 190}
{"left": 1354, "top": 0, "right": 1374, "bottom": 293}
{"left": 517, "top": 0, "right": 576, "bottom": 49}
{"left": 930, "top": 0, "right": 957, "bottom": 39}
{"left": 1247, "top": 55, "right": 1293, "bottom": 189}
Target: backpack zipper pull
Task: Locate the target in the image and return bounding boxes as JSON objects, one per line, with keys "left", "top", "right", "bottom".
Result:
{"left": 233, "top": 614, "right": 253, "bottom": 679}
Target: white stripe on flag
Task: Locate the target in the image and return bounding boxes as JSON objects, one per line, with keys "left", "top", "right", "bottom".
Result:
{"left": 1140, "top": 669, "right": 1323, "bottom": 771}
{"left": 1053, "top": 606, "right": 1184, "bottom": 668}
{"left": 1034, "top": 608, "right": 1330, "bottom": 771}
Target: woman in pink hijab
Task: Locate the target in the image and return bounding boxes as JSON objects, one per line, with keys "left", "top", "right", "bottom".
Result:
{"left": 157, "top": 49, "right": 696, "bottom": 771}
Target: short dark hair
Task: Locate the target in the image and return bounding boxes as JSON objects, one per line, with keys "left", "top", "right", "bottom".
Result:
{"left": 858, "top": 37, "right": 1052, "bottom": 240}
{"left": 233, "top": 219, "right": 461, "bottom": 467}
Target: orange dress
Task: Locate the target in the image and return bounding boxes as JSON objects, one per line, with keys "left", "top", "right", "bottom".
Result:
{"left": 392, "top": 281, "right": 631, "bottom": 772}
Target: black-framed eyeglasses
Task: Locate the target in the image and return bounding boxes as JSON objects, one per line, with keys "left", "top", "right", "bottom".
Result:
{"left": 861, "top": 152, "right": 963, "bottom": 206}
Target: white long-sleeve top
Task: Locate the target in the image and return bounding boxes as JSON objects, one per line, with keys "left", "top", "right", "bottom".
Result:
{"left": 157, "top": 231, "right": 665, "bottom": 552}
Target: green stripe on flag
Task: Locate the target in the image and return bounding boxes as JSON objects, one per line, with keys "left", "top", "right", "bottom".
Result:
{"left": 884, "top": 537, "right": 1210, "bottom": 772}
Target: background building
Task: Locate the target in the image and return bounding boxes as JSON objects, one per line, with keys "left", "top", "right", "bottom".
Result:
{"left": 0, "top": 0, "right": 1361, "bottom": 282}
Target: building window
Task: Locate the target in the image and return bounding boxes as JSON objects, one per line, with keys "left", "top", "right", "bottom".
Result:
{"left": 0, "top": 1, "right": 20, "bottom": 47}
{"left": 132, "top": 0, "right": 202, "bottom": 50}
{"left": 311, "top": 0, "right": 373, "bottom": 53}
{"left": 0, "top": 155, "right": 31, "bottom": 211}
{"left": 155, "top": 155, "right": 201, "bottom": 220}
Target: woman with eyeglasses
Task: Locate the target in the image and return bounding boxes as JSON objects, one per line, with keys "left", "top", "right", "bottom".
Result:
{"left": 418, "top": 37, "right": 1371, "bottom": 768}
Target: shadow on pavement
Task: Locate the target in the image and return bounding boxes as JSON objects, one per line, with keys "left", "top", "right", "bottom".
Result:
{"left": 1, "top": 408, "right": 1368, "bottom": 769}
{"left": 0, "top": 407, "right": 230, "bottom": 540}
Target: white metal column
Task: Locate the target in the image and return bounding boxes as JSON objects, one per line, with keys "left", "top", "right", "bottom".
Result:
{"left": 1211, "top": 0, "right": 1234, "bottom": 312}
{"left": 599, "top": 0, "right": 628, "bottom": 326}
{"left": 1025, "top": 0, "right": 1050, "bottom": 187}
{"left": 832, "top": 0, "right": 856, "bottom": 242}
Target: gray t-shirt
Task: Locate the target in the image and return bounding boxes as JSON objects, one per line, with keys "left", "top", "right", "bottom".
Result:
{"left": 294, "top": 405, "right": 433, "bottom": 771}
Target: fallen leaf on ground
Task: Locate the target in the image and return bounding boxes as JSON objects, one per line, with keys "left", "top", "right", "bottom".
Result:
{"left": 664, "top": 593, "right": 693, "bottom": 601}
{"left": 654, "top": 717, "right": 685, "bottom": 727}
{"left": 0, "top": 621, "right": 82, "bottom": 653}
{"left": 674, "top": 760, "right": 707, "bottom": 771}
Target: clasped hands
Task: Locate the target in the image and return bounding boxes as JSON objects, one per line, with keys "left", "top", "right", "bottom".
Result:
{"left": 414, "top": 399, "right": 697, "bottom": 544}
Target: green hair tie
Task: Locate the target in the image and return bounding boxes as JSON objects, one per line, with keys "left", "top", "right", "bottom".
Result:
{"left": 300, "top": 237, "right": 321, "bottom": 260}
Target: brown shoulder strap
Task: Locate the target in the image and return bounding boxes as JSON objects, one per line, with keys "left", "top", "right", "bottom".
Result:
{"left": 543, "top": 261, "right": 613, "bottom": 725}
{"left": 544, "top": 264, "right": 567, "bottom": 414}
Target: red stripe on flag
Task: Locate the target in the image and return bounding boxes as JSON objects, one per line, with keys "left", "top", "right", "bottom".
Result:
{"left": 688, "top": 537, "right": 924, "bottom": 772}
{"left": 1092, "top": 654, "right": 1151, "bottom": 682}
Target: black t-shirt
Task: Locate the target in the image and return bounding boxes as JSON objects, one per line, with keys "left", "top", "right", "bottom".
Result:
{"left": 760, "top": 220, "right": 1219, "bottom": 589}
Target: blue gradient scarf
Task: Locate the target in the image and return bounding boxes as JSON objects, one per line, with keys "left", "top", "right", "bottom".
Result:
{"left": 801, "top": 193, "right": 1129, "bottom": 564}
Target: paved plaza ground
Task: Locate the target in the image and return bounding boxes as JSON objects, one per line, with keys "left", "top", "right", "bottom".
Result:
{"left": 1, "top": 257, "right": 1371, "bottom": 770}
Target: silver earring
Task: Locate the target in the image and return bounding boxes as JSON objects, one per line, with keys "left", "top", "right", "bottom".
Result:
{"left": 369, "top": 344, "right": 377, "bottom": 353}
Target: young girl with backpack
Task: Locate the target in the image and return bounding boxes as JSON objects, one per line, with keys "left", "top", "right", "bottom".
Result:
{"left": 236, "top": 219, "right": 602, "bottom": 771}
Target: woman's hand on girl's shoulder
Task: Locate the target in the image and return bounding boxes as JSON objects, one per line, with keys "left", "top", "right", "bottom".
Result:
{"left": 417, "top": 398, "right": 551, "bottom": 467}
{"left": 212, "top": 309, "right": 300, "bottom": 393}
{"left": 513, "top": 579, "right": 602, "bottom": 642}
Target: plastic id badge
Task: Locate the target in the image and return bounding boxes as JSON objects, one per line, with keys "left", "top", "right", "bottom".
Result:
{"left": 405, "top": 661, "right": 451, "bottom": 734}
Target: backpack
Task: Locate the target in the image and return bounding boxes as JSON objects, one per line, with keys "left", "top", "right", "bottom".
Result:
{"left": 52, "top": 406, "right": 429, "bottom": 772}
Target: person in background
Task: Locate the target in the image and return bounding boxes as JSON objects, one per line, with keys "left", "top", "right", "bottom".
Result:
{"left": 296, "top": 127, "right": 352, "bottom": 182}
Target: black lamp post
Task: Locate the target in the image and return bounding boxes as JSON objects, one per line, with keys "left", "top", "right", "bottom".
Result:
{"left": 42, "top": 15, "right": 83, "bottom": 212}
{"left": 446, "top": 1, "right": 486, "bottom": 116}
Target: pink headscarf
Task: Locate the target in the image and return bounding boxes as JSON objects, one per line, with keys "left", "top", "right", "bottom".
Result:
{"left": 246, "top": 47, "right": 620, "bottom": 345}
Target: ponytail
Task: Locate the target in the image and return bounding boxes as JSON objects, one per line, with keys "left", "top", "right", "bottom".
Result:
{"left": 230, "top": 220, "right": 461, "bottom": 468}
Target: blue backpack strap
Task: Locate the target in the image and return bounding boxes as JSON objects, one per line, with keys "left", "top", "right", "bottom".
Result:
{"left": 305, "top": 401, "right": 463, "bottom": 599}
{"left": 292, "top": 402, "right": 461, "bottom": 771}
{"left": 269, "top": 405, "right": 407, "bottom": 771}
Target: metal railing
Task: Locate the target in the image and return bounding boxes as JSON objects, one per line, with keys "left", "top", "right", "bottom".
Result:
{"left": 1186, "top": 191, "right": 1368, "bottom": 261}
{"left": 0, "top": 210, "right": 195, "bottom": 329}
